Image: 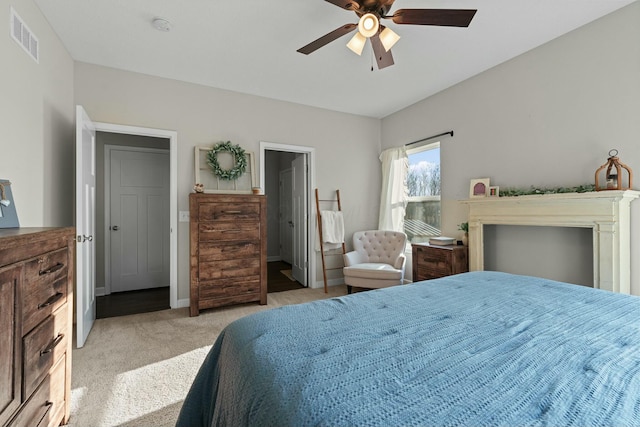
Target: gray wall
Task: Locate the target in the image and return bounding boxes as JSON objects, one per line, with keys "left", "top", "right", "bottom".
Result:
{"left": 74, "top": 63, "right": 382, "bottom": 300}
{"left": 0, "top": 0, "right": 74, "bottom": 227}
{"left": 381, "top": 2, "right": 640, "bottom": 295}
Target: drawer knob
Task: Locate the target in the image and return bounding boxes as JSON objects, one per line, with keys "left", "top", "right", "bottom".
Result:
{"left": 37, "top": 292, "right": 64, "bottom": 309}
{"left": 40, "top": 333, "right": 64, "bottom": 356}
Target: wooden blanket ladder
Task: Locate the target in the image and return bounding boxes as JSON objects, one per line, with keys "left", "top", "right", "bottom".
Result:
{"left": 315, "top": 189, "right": 346, "bottom": 293}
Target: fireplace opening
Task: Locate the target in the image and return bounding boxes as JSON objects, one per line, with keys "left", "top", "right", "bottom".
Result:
{"left": 483, "top": 225, "right": 594, "bottom": 287}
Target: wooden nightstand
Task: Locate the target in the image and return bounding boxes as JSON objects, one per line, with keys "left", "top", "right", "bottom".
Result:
{"left": 412, "top": 243, "right": 469, "bottom": 282}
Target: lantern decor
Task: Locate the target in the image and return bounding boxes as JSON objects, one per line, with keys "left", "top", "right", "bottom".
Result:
{"left": 595, "top": 149, "right": 633, "bottom": 191}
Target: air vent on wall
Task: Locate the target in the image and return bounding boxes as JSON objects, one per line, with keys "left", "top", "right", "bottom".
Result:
{"left": 10, "top": 7, "right": 39, "bottom": 63}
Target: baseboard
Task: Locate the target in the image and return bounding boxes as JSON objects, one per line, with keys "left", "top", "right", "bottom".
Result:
{"left": 96, "top": 286, "right": 106, "bottom": 297}
{"left": 175, "top": 298, "right": 190, "bottom": 309}
{"left": 267, "top": 256, "right": 282, "bottom": 262}
{"left": 312, "top": 278, "right": 344, "bottom": 289}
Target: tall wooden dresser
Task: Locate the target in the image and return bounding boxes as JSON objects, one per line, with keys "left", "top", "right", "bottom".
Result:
{"left": 0, "top": 227, "right": 74, "bottom": 427}
{"left": 189, "top": 193, "right": 267, "bottom": 316}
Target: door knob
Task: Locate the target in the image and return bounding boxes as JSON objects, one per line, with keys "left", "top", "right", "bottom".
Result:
{"left": 111, "top": 226, "right": 119, "bottom": 231}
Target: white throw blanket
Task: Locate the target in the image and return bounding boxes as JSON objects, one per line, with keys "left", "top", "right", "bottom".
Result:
{"left": 316, "top": 210, "right": 344, "bottom": 251}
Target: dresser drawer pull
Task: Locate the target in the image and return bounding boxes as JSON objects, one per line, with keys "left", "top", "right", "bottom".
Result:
{"left": 222, "top": 230, "right": 241, "bottom": 233}
{"left": 39, "top": 262, "right": 64, "bottom": 276}
{"left": 221, "top": 210, "right": 242, "bottom": 214}
{"left": 37, "top": 292, "right": 64, "bottom": 309}
{"left": 40, "top": 334, "right": 64, "bottom": 356}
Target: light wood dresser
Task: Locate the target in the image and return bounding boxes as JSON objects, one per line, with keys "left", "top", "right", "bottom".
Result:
{"left": 0, "top": 227, "right": 74, "bottom": 427}
{"left": 189, "top": 193, "right": 267, "bottom": 316}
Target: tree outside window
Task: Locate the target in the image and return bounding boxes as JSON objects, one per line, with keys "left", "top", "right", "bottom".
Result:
{"left": 404, "top": 142, "right": 441, "bottom": 242}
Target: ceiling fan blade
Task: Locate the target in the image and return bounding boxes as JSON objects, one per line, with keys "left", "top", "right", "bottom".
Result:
{"left": 324, "top": 0, "right": 359, "bottom": 11}
{"left": 297, "top": 23, "right": 358, "bottom": 55}
{"left": 390, "top": 9, "right": 477, "bottom": 27}
{"left": 370, "top": 33, "right": 394, "bottom": 69}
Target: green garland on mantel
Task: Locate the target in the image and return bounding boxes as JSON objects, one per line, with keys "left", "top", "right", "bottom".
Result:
{"left": 207, "top": 141, "right": 247, "bottom": 181}
{"left": 499, "top": 184, "right": 597, "bottom": 197}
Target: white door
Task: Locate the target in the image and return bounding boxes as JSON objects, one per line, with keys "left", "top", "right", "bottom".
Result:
{"left": 279, "top": 168, "right": 293, "bottom": 264}
{"left": 75, "top": 106, "right": 96, "bottom": 348}
{"left": 109, "top": 148, "right": 170, "bottom": 292}
{"left": 291, "top": 155, "right": 308, "bottom": 285}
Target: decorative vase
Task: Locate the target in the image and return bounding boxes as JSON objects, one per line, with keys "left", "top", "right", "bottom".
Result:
{"left": 461, "top": 233, "right": 468, "bottom": 246}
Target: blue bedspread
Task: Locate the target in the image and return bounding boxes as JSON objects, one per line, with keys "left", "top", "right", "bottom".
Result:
{"left": 176, "top": 271, "right": 640, "bottom": 427}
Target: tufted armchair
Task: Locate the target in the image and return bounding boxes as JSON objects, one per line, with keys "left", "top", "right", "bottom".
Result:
{"left": 343, "top": 230, "right": 408, "bottom": 293}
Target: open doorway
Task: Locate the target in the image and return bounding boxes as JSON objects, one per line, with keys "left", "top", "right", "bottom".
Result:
{"left": 95, "top": 132, "right": 171, "bottom": 318}
{"left": 262, "top": 142, "right": 315, "bottom": 292}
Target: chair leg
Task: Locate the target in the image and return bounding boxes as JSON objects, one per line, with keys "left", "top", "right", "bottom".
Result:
{"left": 347, "top": 285, "right": 352, "bottom": 294}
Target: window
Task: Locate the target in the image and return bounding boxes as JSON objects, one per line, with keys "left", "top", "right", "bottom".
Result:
{"left": 404, "top": 142, "right": 440, "bottom": 243}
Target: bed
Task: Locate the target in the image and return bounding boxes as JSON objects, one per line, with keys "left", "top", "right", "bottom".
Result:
{"left": 176, "top": 271, "right": 640, "bottom": 427}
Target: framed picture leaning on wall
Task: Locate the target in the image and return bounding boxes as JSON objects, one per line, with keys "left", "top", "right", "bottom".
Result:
{"left": 0, "top": 180, "right": 19, "bottom": 228}
{"left": 469, "top": 178, "right": 490, "bottom": 198}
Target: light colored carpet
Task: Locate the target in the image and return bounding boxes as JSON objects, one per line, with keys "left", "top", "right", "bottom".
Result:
{"left": 66, "top": 285, "right": 347, "bottom": 427}
{"left": 280, "top": 269, "right": 296, "bottom": 281}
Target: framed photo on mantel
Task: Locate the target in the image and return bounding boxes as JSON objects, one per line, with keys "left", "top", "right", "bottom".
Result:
{"left": 469, "top": 178, "right": 490, "bottom": 198}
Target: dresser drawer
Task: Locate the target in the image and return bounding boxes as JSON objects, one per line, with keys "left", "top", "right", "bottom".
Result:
{"left": 199, "top": 222, "right": 260, "bottom": 242}
{"left": 200, "top": 278, "right": 261, "bottom": 300}
{"left": 415, "top": 247, "right": 449, "bottom": 264}
{"left": 198, "top": 202, "right": 260, "bottom": 221}
{"left": 22, "top": 249, "right": 68, "bottom": 334}
{"left": 24, "top": 248, "right": 68, "bottom": 288}
{"left": 199, "top": 241, "right": 260, "bottom": 262}
{"left": 417, "top": 264, "right": 450, "bottom": 280}
{"left": 22, "top": 305, "right": 68, "bottom": 398}
{"left": 199, "top": 258, "right": 260, "bottom": 280}
{"left": 8, "top": 355, "right": 65, "bottom": 427}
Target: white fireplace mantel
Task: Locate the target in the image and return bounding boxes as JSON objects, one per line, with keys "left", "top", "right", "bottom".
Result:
{"left": 462, "top": 190, "right": 639, "bottom": 294}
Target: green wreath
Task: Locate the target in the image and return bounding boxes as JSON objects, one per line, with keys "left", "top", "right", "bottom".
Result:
{"left": 206, "top": 141, "right": 247, "bottom": 180}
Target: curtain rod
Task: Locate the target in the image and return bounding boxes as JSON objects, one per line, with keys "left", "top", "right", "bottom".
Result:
{"left": 405, "top": 130, "right": 454, "bottom": 147}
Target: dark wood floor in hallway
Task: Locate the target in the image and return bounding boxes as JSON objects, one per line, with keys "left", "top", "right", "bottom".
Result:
{"left": 96, "top": 260, "right": 305, "bottom": 318}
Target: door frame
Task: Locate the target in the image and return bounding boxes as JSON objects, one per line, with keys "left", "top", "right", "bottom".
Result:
{"left": 94, "top": 122, "right": 179, "bottom": 308}
{"left": 260, "top": 142, "right": 317, "bottom": 288}
{"left": 104, "top": 145, "right": 171, "bottom": 295}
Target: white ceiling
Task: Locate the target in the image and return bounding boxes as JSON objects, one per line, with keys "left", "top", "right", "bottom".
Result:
{"left": 35, "top": 0, "right": 635, "bottom": 118}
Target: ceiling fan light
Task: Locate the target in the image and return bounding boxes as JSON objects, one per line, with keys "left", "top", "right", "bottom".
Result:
{"left": 358, "top": 13, "right": 379, "bottom": 38}
{"left": 379, "top": 27, "right": 400, "bottom": 52}
{"left": 346, "top": 32, "right": 366, "bottom": 55}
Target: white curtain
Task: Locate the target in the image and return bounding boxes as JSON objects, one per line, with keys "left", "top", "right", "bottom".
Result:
{"left": 378, "top": 146, "right": 408, "bottom": 232}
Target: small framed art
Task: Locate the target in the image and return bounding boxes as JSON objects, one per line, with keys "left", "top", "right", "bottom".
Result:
{"left": 488, "top": 186, "right": 499, "bottom": 197}
{"left": 469, "top": 178, "right": 490, "bottom": 198}
{"left": 0, "top": 180, "right": 19, "bottom": 228}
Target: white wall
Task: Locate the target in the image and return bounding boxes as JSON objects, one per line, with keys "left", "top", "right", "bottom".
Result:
{"left": 381, "top": 3, "right": 640, "bottom": 295}
{"left": 0, "top": 0, "right": 74, "bottom": 227}
{"left": 74, "top": 63, "right": 381, "bottom": 300}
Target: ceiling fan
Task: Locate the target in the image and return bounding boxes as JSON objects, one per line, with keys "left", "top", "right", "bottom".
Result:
{"left": 297, "top": 0, "right": 477, "bottom": 69}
